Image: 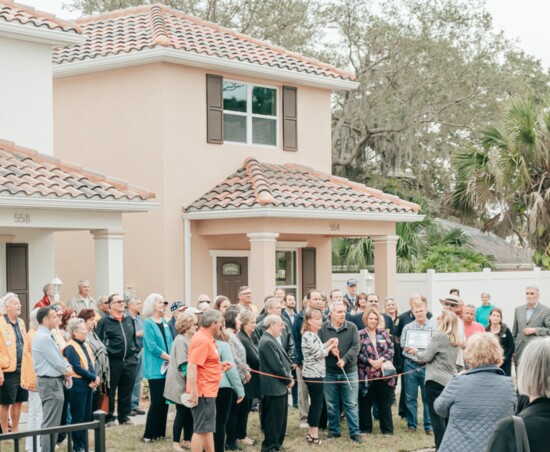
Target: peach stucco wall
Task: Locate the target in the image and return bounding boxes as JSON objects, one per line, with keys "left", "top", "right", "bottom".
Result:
{"left": 53, "top": 62, "right": 333, "bottom": 302}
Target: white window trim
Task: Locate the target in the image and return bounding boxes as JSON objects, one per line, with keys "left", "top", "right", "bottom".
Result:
{"left": 223, "top": 79, "right": 279, "bottom": 148}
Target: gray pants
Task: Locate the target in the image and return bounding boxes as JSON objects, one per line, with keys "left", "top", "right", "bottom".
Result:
{"left": 37, "top": 377, "right": 64, "bottom": 452}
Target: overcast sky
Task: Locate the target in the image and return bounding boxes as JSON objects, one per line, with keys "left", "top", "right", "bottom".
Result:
{"left": 18, "top": 0, "right": 550, "bottom": 69}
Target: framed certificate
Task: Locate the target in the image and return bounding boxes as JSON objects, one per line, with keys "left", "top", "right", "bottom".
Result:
{"left": 405, "top": 330, "right": 432, "bottom": 349}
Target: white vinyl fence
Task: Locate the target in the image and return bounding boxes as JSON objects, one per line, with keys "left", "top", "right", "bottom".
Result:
{"left": 332, "top": 268, "right": 550, "bottom": 326}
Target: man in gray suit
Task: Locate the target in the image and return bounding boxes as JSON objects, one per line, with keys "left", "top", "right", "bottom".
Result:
{"left": 512, "top": 285, "right": 550, "bottom": 364}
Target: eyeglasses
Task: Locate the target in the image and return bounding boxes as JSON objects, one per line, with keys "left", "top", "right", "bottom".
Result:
{"left": 111, "top": 300, "right": 125, "bottom": 305}
{"left": 241, "top": 292, "right": 252, "bottom": 296}
{"left": 525, "top": 292, "right": 536, "bottom": 295}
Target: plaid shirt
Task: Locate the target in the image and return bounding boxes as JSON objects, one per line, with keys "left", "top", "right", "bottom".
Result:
{"left": 400, "top": 319, "right": 436, "bottom": 363}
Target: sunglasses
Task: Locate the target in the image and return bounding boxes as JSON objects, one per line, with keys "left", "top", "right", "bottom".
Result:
{"left": 444, "top": 303, "right": 455, "bottom": 307}
{"left": 525, "top": 292, "right": 536, "bottom": 295}
{"left": 111, "top": 300, "right": 126, "bottom": 305}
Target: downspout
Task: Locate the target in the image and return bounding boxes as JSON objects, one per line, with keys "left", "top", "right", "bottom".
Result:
{"left": 184, "top": 217, "right": 191, "bottom": 306}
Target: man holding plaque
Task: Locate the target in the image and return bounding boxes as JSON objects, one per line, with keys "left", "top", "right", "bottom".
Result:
{"left": 401, "top": 301, "right": 435, "bottom": 435}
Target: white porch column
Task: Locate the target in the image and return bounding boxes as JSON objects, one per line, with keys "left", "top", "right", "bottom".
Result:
{"left": 247, "top": 232, "right": 279, "bottom": 309}
{"left": 91, "top": 229, "right": 125, "bottom": 297}
{"left": 372, "top": 235, "right": 399, "bottom": 302}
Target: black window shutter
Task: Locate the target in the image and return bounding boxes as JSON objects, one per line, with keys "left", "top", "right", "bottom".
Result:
{"left": 206, "top": 74, "right": 223, "bottom": 144}
{"left": 282, "top": 86, "right": 297, "bottom": 151}
{"left": 301, "top": 247, "right": 316, "bottom": 305}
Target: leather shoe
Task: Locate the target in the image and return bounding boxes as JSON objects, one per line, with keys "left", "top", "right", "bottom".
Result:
{"left": 135, "top": 408, "right": 146, "bottom": 415}
{"left": 426, "top": 430, "right": 434, "bottom": 436}
{"left": 350, "top": 435, "right": 363, "bottom": 443}
{"left": 407, "top": 428, "right": 416, "bottom": 433}
{"left": 326, "top": 433, "right": 341, "bottom": 439}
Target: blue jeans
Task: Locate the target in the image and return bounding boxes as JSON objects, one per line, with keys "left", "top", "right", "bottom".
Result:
{"left": 403, "top": 359, "right": 432, "bottom": 431}
{"left": 323, "top": 371, "right": 360, "bottom": 438}
{"left": 131, "top": 352, "right": 143, "bottom": 410}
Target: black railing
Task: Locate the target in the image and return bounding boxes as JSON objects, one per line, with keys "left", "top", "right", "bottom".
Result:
{"left": 0, "top": 410, "right": 106, "bottom": 452}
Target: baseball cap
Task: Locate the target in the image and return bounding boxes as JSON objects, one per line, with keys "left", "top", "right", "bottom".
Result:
{"left": 347, "top": 278, "right": 358, "bottom": 287}
{"left": 170, "top": 301, "right": 185, "bottom": 312}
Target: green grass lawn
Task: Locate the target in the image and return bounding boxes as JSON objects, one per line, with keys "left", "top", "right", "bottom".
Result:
{"left": 60, "top": 406, "right": 435, "bottom": 452}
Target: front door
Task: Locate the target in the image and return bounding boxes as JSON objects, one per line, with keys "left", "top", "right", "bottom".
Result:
{"left": 6, "top": 243, "right": 29, "bottom": 324}
{"left": 216, "top": 256, "right": 248, "bottom": 303}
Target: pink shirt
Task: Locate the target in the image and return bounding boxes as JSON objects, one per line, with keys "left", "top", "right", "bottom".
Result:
{"left": 464, "top": 321, "right": 485, "bottom": 339}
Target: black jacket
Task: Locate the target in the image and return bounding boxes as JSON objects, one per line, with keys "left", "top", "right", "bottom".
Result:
{"left": 486, "top": 323, "right": 515, "bottom": 376}
{"left": 238, "top": 329, "right": 260, "bottom": 398}
{"left": 318, "top": 320, "right": 359, "bottom": 374}
{"left": 96, "top": 314, "right": 139, "bottom": 361}
{"left": 258, "top": 331, "right": 292, "bottom": 397}
{"left": 487, "top": 397, "right": 550, "bottom": 452}
{"left": 253, "top": 315, "right": 296, "bottom": 364}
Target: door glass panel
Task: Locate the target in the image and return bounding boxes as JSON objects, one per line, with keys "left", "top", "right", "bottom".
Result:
{"left": 222, "top": 262, "right": 241, "bottom": 276}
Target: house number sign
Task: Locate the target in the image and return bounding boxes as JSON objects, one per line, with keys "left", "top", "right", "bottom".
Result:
{"left": 330, "top": 223, "right": 340, "bottom": 231}
{"left": 14, "top": 213, "right": 31, "bottom": 223}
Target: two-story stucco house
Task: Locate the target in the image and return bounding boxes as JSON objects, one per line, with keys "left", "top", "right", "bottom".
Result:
{"left": 52, "top": 3, "right": 421, "bottom": 307}
{"left": 0, "top": 0, "right": 156, "bottom": 322}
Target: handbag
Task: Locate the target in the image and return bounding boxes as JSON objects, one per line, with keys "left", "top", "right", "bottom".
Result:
{"left": 97, "top": 383, "right": 109, "bottom": 413}
{"left": 367, "top": 330, "right": 397, "bottom": 377}
{"left": 512, "top": 416, "right": 531, "bottom": 452}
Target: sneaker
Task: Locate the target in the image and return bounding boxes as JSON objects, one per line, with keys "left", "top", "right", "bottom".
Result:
{"left": 106, "top": 421, "right": 117, "bottom": 427}
{"left": 425, "top": 430, "right": 434, "bottom": 436}
{"left": 141, "top": 438, "right": 152, "bottom": 444}
{"left": 407, "top": 428, "right": 416, "bottom": 433}
{"left": 326, "top": 433, "right": 341, "bottom": 439}
{"left": 350, "top": 435, "right": 363, "bottom": 443}
{"left": 120, "top": 419, "right": 134, "bottom": 426}
{"left": 299, "top": 421, "right": 309, "bottom": 429}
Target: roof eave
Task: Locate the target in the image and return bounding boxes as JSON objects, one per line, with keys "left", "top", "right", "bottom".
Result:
{"left": 0, "top": 196, "right": 159, "bottom": 213}
{"left": 182, "top": 207, "right": 424, "bottom": 222}
{"left": 53, "top": 47, "right": 359, "bottom": 91}
{"left": 0, "top": 21, "right": 86, "bottom": 46}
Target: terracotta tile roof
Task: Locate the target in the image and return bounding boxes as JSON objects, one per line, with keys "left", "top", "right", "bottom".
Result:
{"left": 0, "top": 0, "right": 81, "bottom": 33}
{"left": 0, "top": 139, "right": 154, "bottom": 202}
{"left": 186, "top": 158, "right": 420, "bottom": 215}
{"left": 52, "top": 3, "right": 354, "bottom": 81}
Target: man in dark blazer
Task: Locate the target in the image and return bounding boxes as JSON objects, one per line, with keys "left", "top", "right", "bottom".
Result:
{"left": 253, "top": 298, "right": 296, "bottom": 365}
{"left": 258, "top": 315, "right": 293, "bottom": 452}
{"left": 513, "top": 285, "right": 550, "bottom": 364}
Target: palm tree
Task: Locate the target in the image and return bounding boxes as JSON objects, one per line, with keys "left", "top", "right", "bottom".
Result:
{"left": 449, "top": 98, "right": 550, "bottom": 267}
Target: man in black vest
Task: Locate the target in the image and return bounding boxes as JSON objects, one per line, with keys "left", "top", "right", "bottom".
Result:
{"left": 258, "top": 315, "right": 293, "bottom": 452}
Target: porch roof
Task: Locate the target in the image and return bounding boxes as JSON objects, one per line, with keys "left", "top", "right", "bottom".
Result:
{"left": 0, "top": 139, "right": 157, "bottom": 212}
{"left": 184, "top": 158, "right": 422, "bottom": 222}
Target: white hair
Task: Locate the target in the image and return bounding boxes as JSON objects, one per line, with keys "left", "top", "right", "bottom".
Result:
{"left": 78, "top": 279, "right": 90, "bottom": 287}
{"left": 525, "top": 285, "right": 539, "bottom": 293}
{"left": 518, "top": 337, "right": 550, "bottom": 398}
{"left": 329, "top": 300, "right": 345, "bottom": 311}
{"left": 29, "top": 308, "right": 40, "bottom": 329}
{"left": 142, "top": 293, "right": 164, "bottom": 319}
{"left": 0, "top": 292, "right": 18, "bottom": 314}
{"left": 66, "top": 318, "right": 86, "bottom": 339}
{"left": 264, "top": 314, "right": 282, "bottom": 329}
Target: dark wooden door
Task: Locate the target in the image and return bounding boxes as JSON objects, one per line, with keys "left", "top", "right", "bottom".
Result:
{"left": 217, "top": 256, "right": 248, "bottom": 304}
{"left": 6, "top": 243, "right": 29, "bottom": 325}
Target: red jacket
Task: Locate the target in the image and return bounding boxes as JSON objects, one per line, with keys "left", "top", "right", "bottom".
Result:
{"left": 34, "top": 295, "right": 51, "bottom": 309}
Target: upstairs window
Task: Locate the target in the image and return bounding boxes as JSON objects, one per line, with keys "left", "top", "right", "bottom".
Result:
{"left": 223, "top": 81, "right": 278, "bottom": 146}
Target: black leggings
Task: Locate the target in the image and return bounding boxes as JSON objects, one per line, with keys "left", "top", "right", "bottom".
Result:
{"left": 236, "top": 396, "right": 252, "bottom": 440}
{"left": 214, "top": 388, "right": 234, "bottom": 452}
{"left": 227, "top": 393, "right": 251, "bottom": 445}
{"left": 173, "top": 404, "right": 194, "bottom": 442}
{"left": 305, "top": 378, "right": 325, "bottom": 428}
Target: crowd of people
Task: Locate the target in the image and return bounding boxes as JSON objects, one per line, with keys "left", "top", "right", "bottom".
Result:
{"left": 0, "top": 278, "right": 550, "bottom": 452}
